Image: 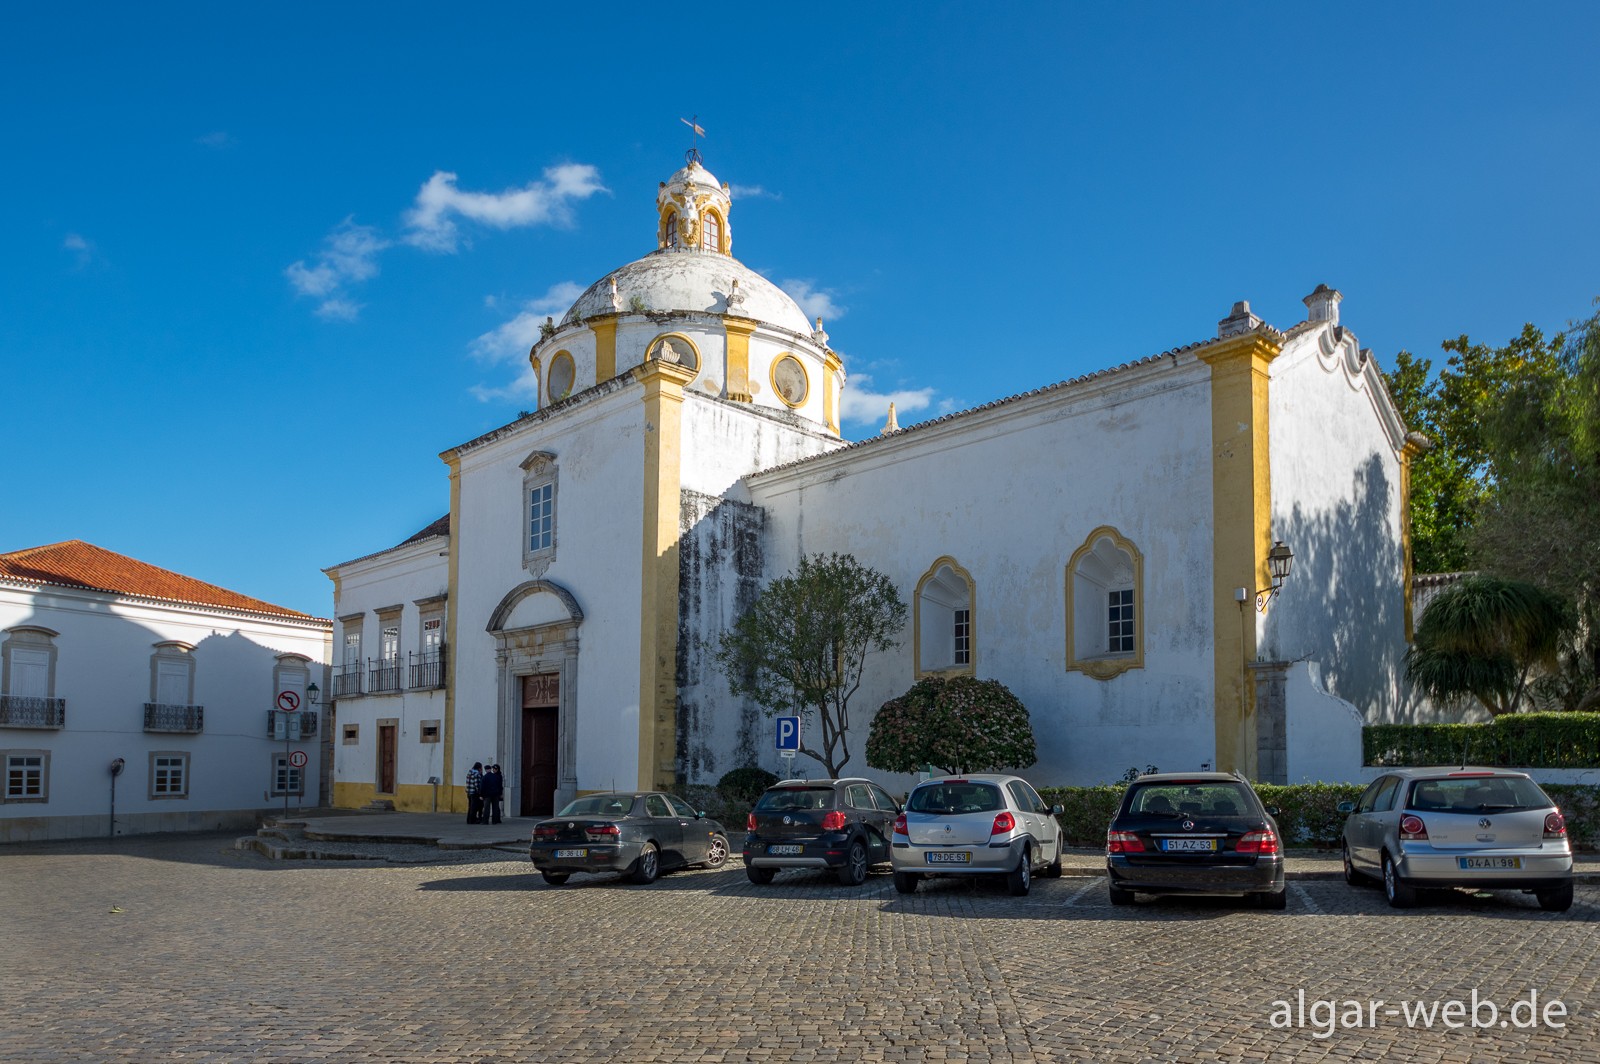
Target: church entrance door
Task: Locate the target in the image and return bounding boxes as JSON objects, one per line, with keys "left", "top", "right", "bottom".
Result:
{"left": 521, "top": 673, "right": 560, "bottom": 816}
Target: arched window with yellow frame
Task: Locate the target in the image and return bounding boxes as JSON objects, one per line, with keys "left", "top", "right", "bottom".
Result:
{"left": 701, "top": 209, "right": 723, "bottom": 253}
{"left": 915, "top": 556, "right": 976, "bottom": 678}
{"left": 1065, "top": 526, "right": 1144, "bottom": 680}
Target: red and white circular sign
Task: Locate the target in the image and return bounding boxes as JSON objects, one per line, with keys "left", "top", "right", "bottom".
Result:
{"left": 288, "top": 751, "right": 309, "bottom": 768}
{"left": 276, "top": 690, "right": 301, "bottom": 712}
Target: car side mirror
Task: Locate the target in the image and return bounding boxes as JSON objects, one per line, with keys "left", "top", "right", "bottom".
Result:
{"left": 695, "top": 811, "right": 705, "bottom": 819}
{"left": 1051, "top": 804, "right": 1064, "bottom": 816}
{"left": 1265, "top": 805, "right": 1282, "bottom": 817}
{"left": 1336, "top": 801, "right": 1355, "bottom": 815}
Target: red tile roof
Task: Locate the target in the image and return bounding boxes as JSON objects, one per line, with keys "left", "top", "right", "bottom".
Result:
{"left": 0, "top": 540, "right": 317, "bottom": 620}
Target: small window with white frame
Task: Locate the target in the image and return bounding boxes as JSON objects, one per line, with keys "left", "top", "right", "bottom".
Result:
{"left": 521, "top": 449, "right": 559, "bottom": 577}
{"left": 3, "top": 750, "right": 48, "bottom": 802}
{"left": 271, "top": 753, "right": 305, "bottom": 797}
{"left": 149, "top": 752, "right": 190, "bottom": 799}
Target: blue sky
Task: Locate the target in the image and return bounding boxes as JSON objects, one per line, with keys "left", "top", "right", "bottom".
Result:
{"left": 4, "top": 4, "right": 1597, "bottom": 618}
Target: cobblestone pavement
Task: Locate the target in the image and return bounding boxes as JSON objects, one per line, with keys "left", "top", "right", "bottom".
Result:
{"left": 2, "top": 833, "right": 1596, "bottom": 1062}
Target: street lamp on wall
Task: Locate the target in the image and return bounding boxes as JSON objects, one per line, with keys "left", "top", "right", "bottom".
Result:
{"left": 1238, "top": 541, "right": 1294, "bottom": 613}
{"left": 306, "top": 682, "right": 320, "bottom": 706}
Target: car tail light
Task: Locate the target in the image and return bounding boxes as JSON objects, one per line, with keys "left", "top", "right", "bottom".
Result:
{"left": 1107, "top": 830, "right": 1144, "bottom": 854}
{"left": 893, "top": 814, "right": 907, "bottom": 836}
{"left": 1545, "top": 812, "right": 1567, "bottom": 839}
{"left": 1399, "top": 815, "right": 1427, "bottom": 840}
{"left": 584, "top": 824, "right": 620, "bottom": 837}
{"left": 991, "top": 811, "right": 1016, "bottom": 835}
{"left": 533, "top": 824, "right": 559, "bottom": 839}
{"left": 747, "top": 812, "right": 757, "bottom": 831}
{"left": 1236, "top": 829, "right": 1280, "bottom": 855}
{"left": 820, "top": 810, "right": 848, "bottom": 831}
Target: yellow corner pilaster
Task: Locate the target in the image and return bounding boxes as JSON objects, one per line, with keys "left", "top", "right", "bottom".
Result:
{"left": 443, "top": 453, "right": 462, "bottom": 811}
{"left": 632, "top": 359, "right": 696, "bottom": 790}
{"left": 592, "top": 317, "right": 618, "bottom": 382}
{"left": 1198, "top": 333, "right": 1281, "bottom": 779}
{"left": 823, "top": 350, "right": 843, "bottom": 435}
{"left": 724, "top": 318, "right": 755, "bottom": 402}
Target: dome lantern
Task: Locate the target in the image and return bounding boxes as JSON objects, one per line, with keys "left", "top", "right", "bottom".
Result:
{"left": 657, "top": 151, "right": 732, "bottom": 255}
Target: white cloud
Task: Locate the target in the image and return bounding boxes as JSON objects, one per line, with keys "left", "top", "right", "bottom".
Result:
{"left": 62, "top": 232, "right": 98, "bottom": 269}
{"left": 469, "top": 365, "right": 541, "bottom": 405}
{"left": 779, "top": 279, "right": 845, "bottom": 323}
{"left": 839, "top": 368, "right": 939, "bottom": 427}
{"left": 468, "top": 282, "right": 585, "bottom": 367}
{"left": 284, "top": 219, "right": 389, "bottom": 321}
{"left": 730, "top": 184, "right": 780, "bottom": 201}
{"left": 404, "top": 165, "right": 608, "bottom": 252}
{"left": 196, "top": 131, "right": 236, "bottom": 149}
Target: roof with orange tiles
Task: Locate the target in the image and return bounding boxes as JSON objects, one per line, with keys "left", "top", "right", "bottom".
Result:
{"left": 0, "top": 540, "right": 322, "bottom": 622}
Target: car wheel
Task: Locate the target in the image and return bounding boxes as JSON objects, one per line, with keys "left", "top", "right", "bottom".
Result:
{"left": 1536, "top": 883, "right": 1574, "bottom": 912}
{"left": 1045, "top": 837, "right": 1064, "bottom": 878}
{"left": 1108, "top": 882, "right": 1134, "bottom": 906}
{"left": 1382, "top": 853, "right": 1416, "bottom": 908}
{"left": 703, "top": 834, "right": 729, "bottom": 869}
{"left": 1342, "top": 843, "right": 1368, "bottom": 886}
{"left": 1007, "top": 846, "right": 1032, "bottom": 896}
{"left": 540, "top": 871, "right": 570, "bottom": 886}
{"left": 631, "top": 842, "right": 661, "bottom": 884}
{"left": 893, "top": 871, "right": 920, "bottom": 895}
{"left": 745, "top": 864, "right": 775, "bottom": 885}
{"left": 1254, "top": 888, "right": 1288, "bottom": 910}
{"left": 838, "top": 840, "right": 869, "bottom": 886}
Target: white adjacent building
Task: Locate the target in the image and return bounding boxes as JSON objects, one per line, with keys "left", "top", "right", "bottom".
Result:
{"left": 324, "top": 153, "right": 1420, "bottom": 817}
{"left": 0, "top": 540, "right": 331, "bottom": 842}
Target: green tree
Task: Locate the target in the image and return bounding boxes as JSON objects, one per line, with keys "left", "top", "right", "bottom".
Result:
{"left": 712, "top": 553, "right": 906, "bottom": 777}
{"left": 1405, "top": 575, "right": 1573, "bottom": 716}
{"left": 865, "top": 675, "right": 1037, "bottom": 776}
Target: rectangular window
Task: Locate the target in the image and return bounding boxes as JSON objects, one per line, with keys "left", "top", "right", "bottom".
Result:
{"left": 422, "top": 615, "right": 442, "bottom": 651}
{"left": 4, "top": 752, "right": 47, "bottom": 801}
{"left": 420, "top": 721, "right": 441, "bottom": 743}
{"left": 953, "top": 608, "right": 971, "bottom": 666}
{"left": 343, "top": 630, "right": 361, "bottom": 666}
{"left": 529, "top": 483, "right": 554, "bottom": 552}
{"left": 343, "top": 724, "right": 360, "bottom": 744}
{"left": 381, "top": 623, "right": 399, "bottom": 663}
{"left": 9, "top": 648, "right": 51, "bottom": 697}
{"left": 1108, "top": 589, "right": 1135, "bottom": 654}
{"left": 150, "top": 753, "right": 189, "bottom": 799}
{"left": 271, "top": 754, "right": 304, "bottom": 797}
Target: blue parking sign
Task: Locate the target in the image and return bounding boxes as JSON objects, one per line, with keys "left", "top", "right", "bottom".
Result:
{"left": 775, "top": 716, "right": 801, "bottom": 751}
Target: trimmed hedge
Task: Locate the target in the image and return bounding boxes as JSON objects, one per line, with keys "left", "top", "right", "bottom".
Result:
{"left": 1365, "top": 712, "right": 1600, "bottom": 768}
{"left": 1040, "top": 781, "right": 1600, "bottom": 849}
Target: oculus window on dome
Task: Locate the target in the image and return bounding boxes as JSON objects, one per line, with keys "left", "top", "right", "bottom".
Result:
{"left": 648, "top": 334, "right": 699, "bottom": 374}
{"left": 771, "top": 356, "right": 809, "bottom": 407}
{"left": 546, "top": 352, "right": 575, "bottom": 404}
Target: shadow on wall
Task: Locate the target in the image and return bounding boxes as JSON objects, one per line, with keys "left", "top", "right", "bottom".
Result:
{"left": 1271, "top": 452, "right": 1413, "bottom": 724}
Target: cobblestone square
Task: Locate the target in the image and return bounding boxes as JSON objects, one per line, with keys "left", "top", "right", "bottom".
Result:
{"left": 2, "top": 834, "right": 1595, "bottom": 1062}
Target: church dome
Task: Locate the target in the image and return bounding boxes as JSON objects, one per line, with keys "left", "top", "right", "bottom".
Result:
{"left": 560, "top": 250, "right": 812, "bottom": 335}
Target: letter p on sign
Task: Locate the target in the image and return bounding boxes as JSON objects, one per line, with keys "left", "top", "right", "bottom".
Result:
{"left": 776, "top": 716, "right": 800, "bottom": 751}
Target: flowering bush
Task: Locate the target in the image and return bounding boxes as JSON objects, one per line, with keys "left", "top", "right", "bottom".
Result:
{"left": 866, "top": 675, "right": 1037, "bottom": 776}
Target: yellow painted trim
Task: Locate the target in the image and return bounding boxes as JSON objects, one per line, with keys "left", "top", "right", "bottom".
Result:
{"left": 702, "top": 206, "right": 729, "bottom": 254}
{"left": 443, "top": 453, "right": 462, "bottom": 811}
{"left": 913, "top": 556, "right": 977, "bottom": 679}
{"left": 1063, "top": 525, "right": 1145, "bottom": 681}
{"left": 724, "top": 318, "right": 755, "bottom": 402}
{"left": 1197, "top": 333, "right": 1282, "bottom": 777}
{"left": 546, "top": 350, "right": 576, "bottom": 403}
{"left": 633, "top": 359, "right": 696, "bottom": 791}
{"left": 645, "top": 332, "right": 702, "bottom": 384}
{"left": 770, "top": 354, "right": 809, "bottom": 408}
{"left": 528, "top": 354, "right": 542, "bottom": 397}
{"left": 335, "top": 781, "right": 460, "bottom": 813}
{"left": 592, "top": 319, "right": 617, "bottom": 382}
{"left": 822, "top": 350, "right": 843, "bottom": 435}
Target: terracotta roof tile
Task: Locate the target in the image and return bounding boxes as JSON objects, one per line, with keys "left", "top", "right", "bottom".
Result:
{"left": 0, "top": 540, "right": 316, "bottom": 620}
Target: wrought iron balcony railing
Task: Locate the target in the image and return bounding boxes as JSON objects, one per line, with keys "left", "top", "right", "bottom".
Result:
{"left": 332, "top": 662, "right": 363, "bottom": 698}
{"left": 409, "top": 647, "right": 446, "bottom": 690}
{"left": 265, "top": 710, "right": 319, "bottom": 738}
{"left": 369, "top": 658, "right": 401, "bottom": 695}
{"left": 144, "top": 702, "right": 204, "bottom": 733}
{"left": 0, "top": 695, "right": 66, "bottom": 729}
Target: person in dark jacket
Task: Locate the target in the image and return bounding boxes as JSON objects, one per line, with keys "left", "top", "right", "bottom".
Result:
{"left": 483, "top": 764, "right": 505, "bottom": 825}
{"left": 465, "top": 762, "right": 484, "bottom": 823}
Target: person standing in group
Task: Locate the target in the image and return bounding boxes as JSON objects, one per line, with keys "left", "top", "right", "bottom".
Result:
{"left": 483, "top": 764, "right": 504, "bottom": 825}
{"left": 465, "top": 762, "right": 484, "bottom": 824}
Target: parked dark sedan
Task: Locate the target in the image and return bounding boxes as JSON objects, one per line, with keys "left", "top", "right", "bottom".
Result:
{"left": 743, "top": 778, "right": 901, "bottom": 885}
{"left": 529, "top": 791, "right": 729, "bottom": 886}
{"left": 1105, "top": 772, "right": 1287, "bottom": 909}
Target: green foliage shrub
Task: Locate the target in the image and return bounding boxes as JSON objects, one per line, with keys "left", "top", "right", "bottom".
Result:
{"left": 866, "top": 676, "right": 1036, "bottom": 775}
{"left": 1364, "top": 713, "right": 1600, "bottom": 768}
{"left": 716, "top": 766, "right": 778, "bottom": 814}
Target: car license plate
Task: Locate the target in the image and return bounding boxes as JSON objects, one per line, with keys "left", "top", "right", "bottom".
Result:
{"left": 1160, "top": 838, "right": 1217, "bottom": 852}
{"left": 553, "top": 849, "right": 587, "bottom": 858}
{"left": 768, "top": 844, "right": 803, "bottom": 855}
{"left": 926, "top": 851, "right": 972, "bottom": 864}
{"left": 1458, "top": 856, "right": 1522, "bottom": 870}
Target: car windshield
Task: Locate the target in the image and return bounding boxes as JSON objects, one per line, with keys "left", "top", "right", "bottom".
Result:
{"left": 1406, "top": 776, "right": 1552, "bottom": 813}
{"left": 755, "top": 787, "right": 834, "bottom": 812}
{"left": 557, "top": 795, "right": 633, "bottom": 817}
{"left": 1126, "top": 782, "right": 1254, "bottom": 818}
{"left": 907, "top": 782, "right": 1003, "bottom": 815}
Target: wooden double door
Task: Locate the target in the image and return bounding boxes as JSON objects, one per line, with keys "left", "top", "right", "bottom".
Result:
{"left": 520, "top": 673, "right": 560, "bottom": 817}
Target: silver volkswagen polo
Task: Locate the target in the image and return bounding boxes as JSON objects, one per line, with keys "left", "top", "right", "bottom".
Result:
{"left": 1339, "top": 767, "right": 1573, "bottom": 911}
{"left": 890, "top": 773, "right": 1065, "bottom": 896}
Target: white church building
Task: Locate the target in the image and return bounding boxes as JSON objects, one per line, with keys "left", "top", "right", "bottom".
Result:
{"left": 324, "top": 152, "right": 1419, "bottom": 817}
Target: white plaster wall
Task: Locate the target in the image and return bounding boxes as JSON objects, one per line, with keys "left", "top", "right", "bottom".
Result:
{"left": 453, "top": 385, "right": 646, "bottom": 795}
{"left": 1283, "top": 661, "right": 1366, "bottom": 783}
{"left": 681, "top": 395, "right": 841, "bottom": 501}
{"left": 0, "top": 585, "right": 329, "bottom": 841}
{"left": 741, "top": 358, "right": 1220, "bottom": 789}
{"left": 326, "top": 537, "right": 449, "bottom": 794}
{"left": 1266, "top": 323, "right": 1410, "bottom": 723}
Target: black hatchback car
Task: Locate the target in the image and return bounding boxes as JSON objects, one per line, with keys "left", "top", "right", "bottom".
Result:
{"left": 743, "top": 778, "right": 901, "bottom": 885}
{"left": 1105, "top": 772, "right": 1287, "bottom": 909}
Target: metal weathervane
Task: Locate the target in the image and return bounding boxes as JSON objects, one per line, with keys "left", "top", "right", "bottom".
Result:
{"left": 680, "top": 116, "right": 705, "bottom": 164}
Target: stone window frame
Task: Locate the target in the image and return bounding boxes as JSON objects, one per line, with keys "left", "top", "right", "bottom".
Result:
{"left": 342, "top": 723, "right": 360, "bottom": 745}
{"left": 521, "top": 449, "right": 559, "bottom": 578}
{"left": 2, "top": 749, "right": 49, "bottom": 803}
{"left": 270, "top": 752, "right": 305, "bottom": 798}
{"left": 148, "top": 751, "right": 190, "bottom": 800}
{"left": 1, "top": 625, "right": 60, "bottom": 699}
{"left": 914, "top": 556, "right": 977, "bottom": 678}
{"left": 419, "top": 720, "right": 441, "bottom": 744}
{"left": 149, "top": 641, "right": 197, "bottom": 707}
{"left": 1065, "top": 525, "right": 1145, "bottom": 681}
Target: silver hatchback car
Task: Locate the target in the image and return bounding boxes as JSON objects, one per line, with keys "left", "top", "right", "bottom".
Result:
{"left": 890, "top": 774, "right": 1065, "bottom": 895}
{"left": 1339, "top": 767, "right": 1573, "bottom": 911}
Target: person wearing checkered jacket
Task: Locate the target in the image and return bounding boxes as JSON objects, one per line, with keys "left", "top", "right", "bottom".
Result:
{"left": 465, "top": 762, "right": 484, "bottom": 823}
